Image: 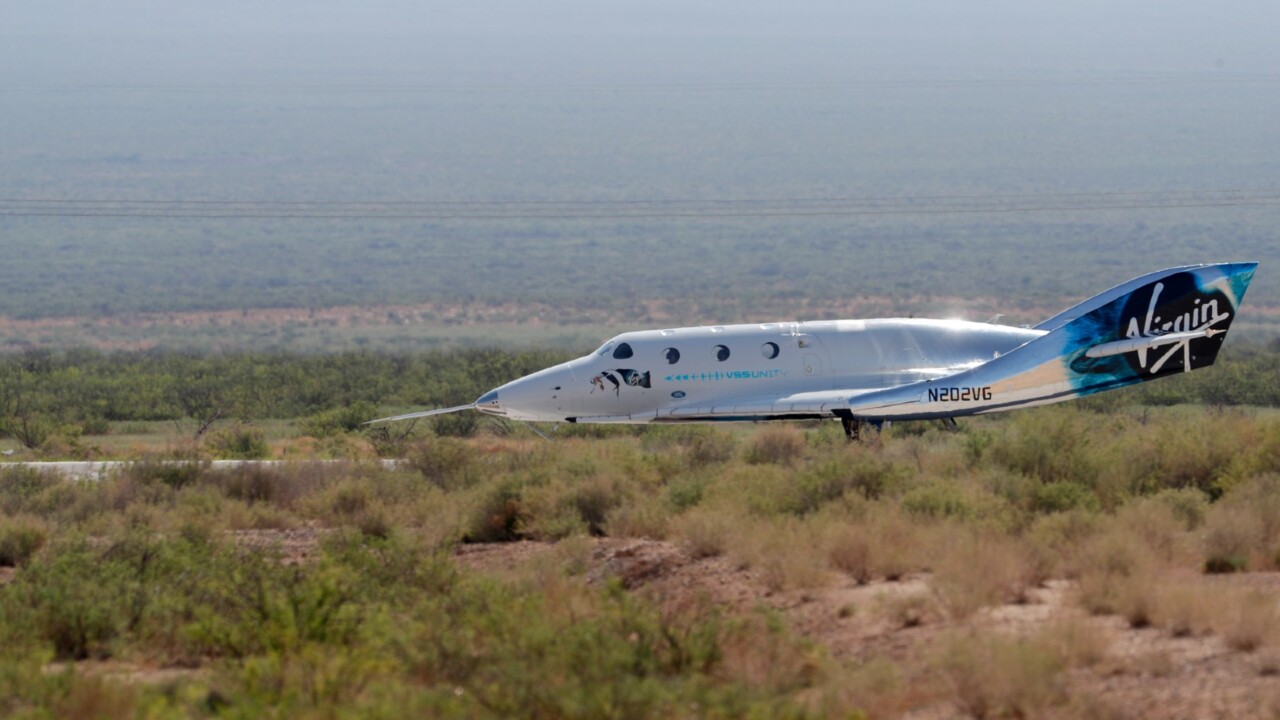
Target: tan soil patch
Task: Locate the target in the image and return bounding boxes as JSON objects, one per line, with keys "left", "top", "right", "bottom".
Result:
{"left": 228, "top": 527, "right": 329, "bottom": 565}
{"left": 45, "top": 660, "right": 206, "bottom": 686}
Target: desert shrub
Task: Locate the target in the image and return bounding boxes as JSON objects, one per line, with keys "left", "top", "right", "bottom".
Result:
{"left": 882, "top": 592, "right": 933, "bottom": 629}
{"left": 826, "top": 523, "right": 873, "bottom": 584}
{"left": 1131, "top": 408, "right": 1260, "bottom": 498}
{"left": 1218, "top": 419, "right": 1280, "bottom": 491}
{"left": 987, "top": 408, "right": 1099, "bottom": 487}
{"left": 1116, "top": 496, "right": 1193, "bottom": 566}
{"left": 962, "top": 427, "right": 994, "bottom": 466}
{"left": 1025, "top": 509, "right": 1104, "bottom": 579}
{"left": 1032, "top": 481, "right": 1099, "bottom": 514}
{"left": 604, "top": 493, "right": 670, "bottom": 539}
{"left": 1203, "top": 474, "right": 1280, "bottom": 572}
{"left": 356, "top": 504, "right": 394, "bottom": 539}
{"left": 1073, "top": 526, "right": 1159, "bottom": 616}
{"left": 686, "top": 429, "right": 737, "bottom": 467}
{"left": 730, "top": 516, "right": 829, "bottom": 592}
{"left": 1039, "top": 617, "right": 1111, "bottom": 668}
{"left": 465, "top": 478, "right": 528, "bottom": 543}
{"left": 901, "top": 481, "right": 972, "bottom": 521}
{"left": 1217, "top": 589, "right": 1280, "bottom": 652}
{"left": 843, "top": 452, "right": 912, "bottom": 500}
{"left": 1149, "top": 487, "right": 1210, "bottom": 530}
{"left": 524, "top": 474, "right": 625, "bottom": 540}
{"left": 308, "top": 479, "right": 375, "bottom": 526}
{"left": 937, "top": 630, "right": 1067, "bottom": 719}
{"left": 120, "top": 458, "right": 208, "bottom": 491}
{"left": 640, "top": 425, "right": 735, "bottom": 465}
{"left": 0, "top": 515, "right": 47, "bottom": 567}
{"left": 219, "top": 465, "right": 282, "bottom": 505}
{"left": 298, "top": 401, "right": 378, "bottom": 438}
{"left": 1152, "top": 581, "right": 1214, "bottom": 637}
{"left": 406, "top": 436, "right": 475, "bottom": 490}
{"left": 223, "top": 462, "right": 333, "bottom": 510}
{"left": 666, "top": 474, "right": 706, "bottom": 512}
{"left": 865, "top": 507, "right": 926, "bottom": 581}
{"left": 205, "top": 425, "right": 270, "bottom": 460}
{"left": 430, "top": 411, "right": 480, "bottom": 438}
{"left": 929, "top": 528, "right": 1039, "bottom": 619}
{"left": 78, "top": 415, "right": 111, "bottom": 436}
{"left": 1203, "top": 503, "right": 1258, "bottom": 573}
{"left": 7, "top": 544, "right": 128, "bottom": 660}
{"left": 748, "top": 453, "right": 910, "bottom": 518}
{"left": 671, "top": 506, "right": 737, "bottom": 559}
{"left": 0, "top": 466, "right": 60, "bottom": 515}
{"left": 745, "top": 425, "right": 807, "bottom": 466}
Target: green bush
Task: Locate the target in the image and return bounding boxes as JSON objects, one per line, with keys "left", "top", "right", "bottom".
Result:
{"left": 901, "top": 481, "right": 972, "bottom": 520}
{"left": 0, "top": 515, "right": 47, "bottom": 567}
{"left": 1032, "top": 481, "right": 1099, "bottom": 514}
{"left": 298, "top": 401, "right": 378, "bottom": 438}
{"left": 745, "top": 425, "right": 807, "bottom": 466}
{"left": 407, "top": 437, "right": 474, "bottom": 490}
{"left": 465, "top": 479, "right": 528, "bottom": 543}
{"left": 205, "top": 425, "right": 270, "bottom": 460}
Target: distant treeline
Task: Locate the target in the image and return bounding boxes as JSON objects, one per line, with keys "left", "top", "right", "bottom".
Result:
{"left": 0, "top": 348, "right": 571, "bottom": 430}
{"left": 0, "top": 343, "right": 1277, "bottom": 433}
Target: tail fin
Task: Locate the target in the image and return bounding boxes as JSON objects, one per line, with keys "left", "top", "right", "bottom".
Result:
{"left": 1057, "top": 262, "right": 1256, "bottom": 387}
{"left": 846, "top": 262, "right": 1257, "bottom": 420}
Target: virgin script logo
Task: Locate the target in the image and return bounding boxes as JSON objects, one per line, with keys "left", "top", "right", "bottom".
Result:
{"left": 1123, "top": 282, "right": 1230, "bottom": 374}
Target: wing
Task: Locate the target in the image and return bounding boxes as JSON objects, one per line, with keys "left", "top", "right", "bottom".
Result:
{"left": 363, "top": 404, "right": 476, "bottom": 425}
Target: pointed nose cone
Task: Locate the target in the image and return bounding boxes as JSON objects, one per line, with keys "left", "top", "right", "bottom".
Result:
{"left": 475, "top": 389, "right": 503, "bottom": 416}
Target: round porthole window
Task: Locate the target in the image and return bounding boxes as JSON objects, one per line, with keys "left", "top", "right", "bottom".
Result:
{"left": 713, "top": 345, "right": 730, "bottom": 362}
{"left": 761, "top": 341, "right": 780, "bottom": 359}
{"left": 663, "top": 347, "right": 680, "bottom": 364}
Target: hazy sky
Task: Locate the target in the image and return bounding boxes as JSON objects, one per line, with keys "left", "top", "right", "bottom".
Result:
{"left": 4, "top": 0, "right": 1279, "bottom": 83}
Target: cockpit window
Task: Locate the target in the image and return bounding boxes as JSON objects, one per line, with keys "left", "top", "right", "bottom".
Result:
{"left": 713, "top": 345, "right": 730, "bottom": 362}
{"left": 761, "top": 342, "right": 780, "bottom": 359}
{"left": 612, "top": 342, "right": 634, "bottom": 360}
{"left": 663, "top": 347, "right": 680, "bottom": 364}
{"left": 595, "top": 341, "right": 614, "bottom": 357}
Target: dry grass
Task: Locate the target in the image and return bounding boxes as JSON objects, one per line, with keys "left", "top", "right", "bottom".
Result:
{"left": 930, "top": 528, "right": 1040, "bottom": 619}
{"left": 730, "top": 517, "right": 830, "bottom": 592}
{"left": 824, "top": 523, "right": 873, "bottom": 584}
{"left": 936, "top": 630, "right": 1068, "bottom": 719}
{"left": 0, "top": 514, "right": 48, "bottom": 567}
{"left": 1040, "top": 616, "right": 1112, "bottom": 669}
{"left": 670, "top": 505, "right": 736, "bottom": 559}
{"left": 1216, "top": 589, "right": 1280, "bottom": 653}
{"left": 880, "top": 591, "right": 934, "bottom": 629}
{"left": 1073, "top": 525, "right": 1161, "bottom": 618}
{"left": 603, "top": 492, "right": 671, "bottom": 539}
{"left": 745, "top": 425, "right": 807, "bottom": 466}
{"left": 1152, "top": 580, "right": 1215, "bottom": 637}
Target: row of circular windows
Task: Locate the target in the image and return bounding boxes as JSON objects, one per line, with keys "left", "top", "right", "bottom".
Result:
{"left": 612, "top": 341, "right": 780, "bottom": 364}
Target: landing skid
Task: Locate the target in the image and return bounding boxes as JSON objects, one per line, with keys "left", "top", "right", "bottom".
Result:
{"left": 835, "top": 411, "right": 885, "bottom": 441}
{"left": 840, "top": 415, "right": 861, "bottom": 441}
